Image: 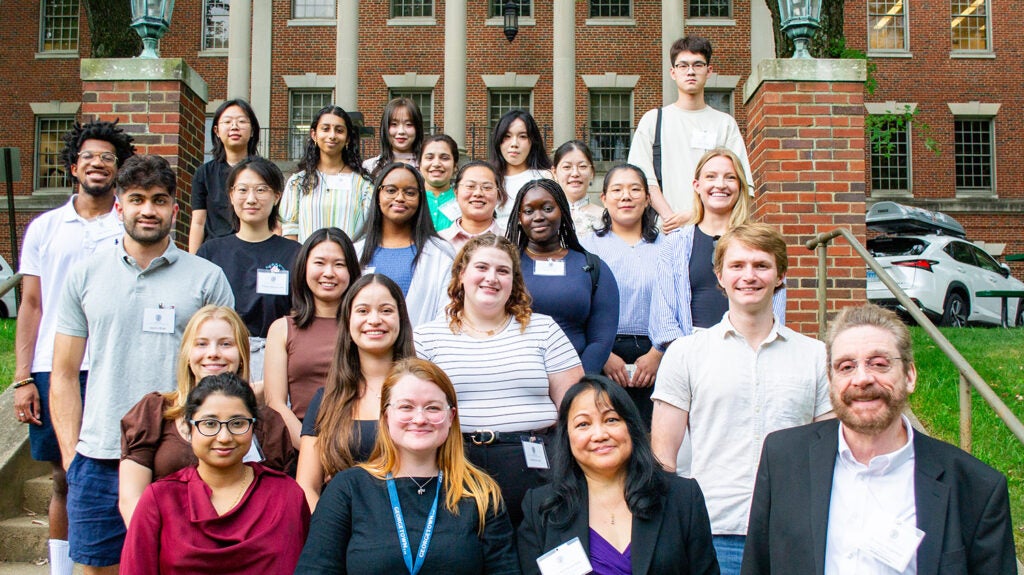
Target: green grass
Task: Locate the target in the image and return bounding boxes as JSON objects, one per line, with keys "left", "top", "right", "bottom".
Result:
{"left": 0, "top": 319, "right": 14, "bottom": 394}
{"left": 908, "top": 325, "right": 1024, "bottom": 557}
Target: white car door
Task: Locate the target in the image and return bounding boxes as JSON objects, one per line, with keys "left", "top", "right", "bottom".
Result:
{"left": 968, "top": 244, "right": 1012, "bottom": 323}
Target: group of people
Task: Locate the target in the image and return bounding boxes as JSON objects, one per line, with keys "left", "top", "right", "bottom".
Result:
{"left": 9, "top": 32, "right": 1015, "bottom": 575}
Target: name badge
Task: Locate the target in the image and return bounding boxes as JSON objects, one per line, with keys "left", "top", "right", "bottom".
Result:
{"left": 690, "top": 129, "right": 716, "bottom": 150}
{"left": 522, "top": 439, "right": 549, "bottom": 469}
{"left": 142, "top": 307, "right": 175, "bottom": 333}
{"left": 363, "top": 266, "right": 376, "bottom": 275}
{"left": 536, "top": 537, "right": 593, "bottom": 575}
{"left": 863, "top": 519, "right": 925, "bottom": 572}
{"left": 534, "top": 259, "right": 565, "bottom": 276}
{"left": 440, "top": 200, "right": 461, "bottom": 221}
{"left": 256, "top": 268, "right": 290, "bottom": 296}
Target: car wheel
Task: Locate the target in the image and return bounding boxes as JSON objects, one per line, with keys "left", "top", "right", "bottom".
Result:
{"left": 941, "top": 292, "right": 968, "bottom": 327}
{"left": 1016, "top": 298, "right": 1024, "bottom": 328}
{"left": 0, "top": 302, "right": 7, "bottom": 319}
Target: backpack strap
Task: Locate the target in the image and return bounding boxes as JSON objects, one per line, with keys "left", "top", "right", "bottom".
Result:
{"left": 582, "top": 250, "right": 601, "bottom": 297}
{"left": 652, "top": 106, "right": 664, "bottom": 190}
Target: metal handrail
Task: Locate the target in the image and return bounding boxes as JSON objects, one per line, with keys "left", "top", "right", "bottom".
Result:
{"left": 0, "top": 273, "right": 20, "bottom": 300}
{"left": 806, "top": 227, "right": 1024, "bottom": 451}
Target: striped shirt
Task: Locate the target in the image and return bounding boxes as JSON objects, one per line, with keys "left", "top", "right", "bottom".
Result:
{"left": 580, "top": 230, "right": 662, "bottom": 337}
{"left": 414, "top": 314, "right": 581, "bottom": 431}
{"left": 279, "top": 171, "right": 373, "bottom": 241}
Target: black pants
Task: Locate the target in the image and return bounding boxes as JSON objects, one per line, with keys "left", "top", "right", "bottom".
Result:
{"left": 610, "top": 334, "right": 655, "bottom": 430}
{"left": 464, "top": 439, "right": 552, "bottom": 527}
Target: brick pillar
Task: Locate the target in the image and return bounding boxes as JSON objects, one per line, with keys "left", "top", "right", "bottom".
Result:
{"left": 742, "top": 59, "right": 868, "bottom": 337}
{"left": 80, "top": 59, "right": 208, "bottom": 246}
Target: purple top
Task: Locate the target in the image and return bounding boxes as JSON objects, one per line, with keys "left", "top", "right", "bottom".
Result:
{"left": 589, "top": 527, "right": 632, "bottom": 575}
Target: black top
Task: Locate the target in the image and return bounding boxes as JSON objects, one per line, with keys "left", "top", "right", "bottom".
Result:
{"left": 296, "top": 467, "right": 520, "bottom": 574}
{"left": 688, "top": 227, "right": 728, "bottom": 329}
{"left": 197, "top": 233, "right": 302, "bottom": 337}
{"left": 192, "top": 159, "right": 235, "bottom": 243}
{"left": 301, "top": 387, "right": 378, "bottom": 463}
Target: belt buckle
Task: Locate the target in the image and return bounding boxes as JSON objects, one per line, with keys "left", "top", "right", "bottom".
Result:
{"left": 472, "top": 429, "right": 496, "bottom": 445}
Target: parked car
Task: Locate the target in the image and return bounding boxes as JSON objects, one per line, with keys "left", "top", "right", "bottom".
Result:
{"left": 866, "top": 202, "right": 1024, "bottom": 327}
{"left": 0, "top": 254, "right": 17, "bottom": 318}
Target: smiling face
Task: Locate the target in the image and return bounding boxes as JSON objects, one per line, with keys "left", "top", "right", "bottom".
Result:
{"left": 829, "top": 325, "right": 916, "bottom": 436}
{"left": 388, "top": 107, "right": 416, "bottom": 154}
{"left": 602, "top": 168, "right": 649, "bottom": 231}
{"left": 500, "top": 118, "right": 532, "bottom": 171}
{"left": 519, "top": 187, "right": 562, "bottom": 247}
{"left": 230, "top": 168, "right": 280, "bottom": 231}
{"left": 117, "top": 185, "right": 178, "bottom": 246}
{"left": 188, "top": 318, "right": 241, "bottom": 381}
{"left": 460, "top": 246, "right": 514, "bottom": 314}
{"left": 419, "top": 140, "right": 456, "bottom": 191}
{"left": 70, "top": 139, "right": 118, "bottom": 197}
{"left": 306, "top": 240, "right": 352, "bottom": 305}
{"left": 378, "top": 167, "right": 421, "bottom": 227}
{"left": 694, "top": 155, "right": 741, "bottom": 216}
{"left": 567, "top": 389, "right": 633, "bottom": 479}
{"left": 349, "top": 282, "right": 401, "bottom": 357}
{"left": 715, "top": 241, "right": 783, "bottom": 312}
{"left": 386, "top": 374, "right": 452, "bottom": 459}
{"left": 189, "top": 392, "right": 254, "bottom": 469}
{"left": 313, "top": 113, "right": 349, "bottom": 159}
{"left": 554, "top": 149, "right": 594, "bottom": 202}
{"left": 455, "top": 165, "right": 499, "bottom": 224}
{"left": 214, "top": 105, "right": 253, "bottom": 152}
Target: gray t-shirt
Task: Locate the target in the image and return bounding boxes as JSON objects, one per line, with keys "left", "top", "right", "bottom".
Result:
{"left": 56, "top": 241, "right": 234, "bottom": 459}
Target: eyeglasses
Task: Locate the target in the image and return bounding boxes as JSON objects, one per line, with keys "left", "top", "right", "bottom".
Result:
{"left": 831, "top": 356, "right": 903, "bottom": 377}
{"left": 231, "top": 185, "right": 275, "bottom": 197}
{"left": 606, "top": 187, "right": 645, "bottom": 199}
{"left": 387, "top": 402, "right": 451, "bottom": 424}
{"left": 189, "top": 417, "right": 255, "bottom": 436}
{"left": 381, "top": 186, "right": 419, "bottom": 199}
{"left": 78, "top": 151, "right": 117, "bottom": 164}
{"left": 673, "top": 61, "right": 708, "bottom": 71}
{"left": 459, "top": 182, "right": 497, "bottom": 194}
{"left": 218, "top": 118, "right": 251, "bottom": 128}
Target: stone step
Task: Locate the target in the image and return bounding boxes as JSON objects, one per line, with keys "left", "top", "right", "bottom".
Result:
{"left": 20, "top": 477, "right": 50, "bottom": 518}
{"left": 0, "top": 516, "right": 48, "bottom": 563}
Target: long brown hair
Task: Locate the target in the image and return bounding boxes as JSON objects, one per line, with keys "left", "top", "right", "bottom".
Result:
{"left": 689, "top": 147, "right": 751, "bottom": 229}
{"left": 445, "top": 234, "right": 532, "bottom": 334}
{"left": 360, "top": 358, "right": 503, "bottom": 533}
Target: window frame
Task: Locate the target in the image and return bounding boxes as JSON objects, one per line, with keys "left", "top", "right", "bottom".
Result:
{"left": 953, "top": 116, "right": 995, "bottom": 196}
{"left": 688, "top": 0, "right": 731, "bottom": 19}
{"left": 292, "top": 0, "right": 335, "bottom": 19}
{"left": 39, "top": 0, "right": 80, "bottom": 53}
{"left": 202, "top": 0, "right": 230, "bottom": 51}
{"left": 589, "top": 0, "right": 631, "bottom": 18}
{"left": 867, "top": 0, "right": 909, "bottom": 54}
{"left": 34, "top": 115, "right": 76, "bottom": 190}
{"left": 587, "top": 90, "right": 633, "bottom": 165}
{"left": 950, "top": 0, "right": 990, "bottom": 52}
{"left": 490, "top": 0, "right": 533, "bottom": 18}
{"left": 488, "top": 90, "right": 534, "bottom": 132}
{"left": 390, "top": 0, "right": 433, "bottom": 18}
{"left": 288, "top": 90, "right": 336, "bottom": 162}
{"left": 388, "top": 89, "right": 435, "bottom": 133}
{"left": 868, "top": 116, "right": 912, "bottom": 196}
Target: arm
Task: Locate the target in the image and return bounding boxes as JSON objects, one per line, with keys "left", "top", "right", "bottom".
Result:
{"left": 771, "top": 284, "right": 787, "bottom": 327}
{"left": 13, "top": 275, "right": 42, "bottom": 425}
{"left": 651, "top": 400, "right": 689, "bottom": 473}
{"left": 188, "top": 209, "right": 207, "bottom": 254}
{"left": 548, "top": 366, "right": 584, "bottom": 411}
{"left": 264, "top": 318, "right": 302, "bottom": 448}
{"left": 119, "top": 459, "right": 154, "bottom": 528}
{"left": 648, "top": 234, "right": 691, "bottom": 351}
{"left": 740, "top": 442, "right": 773, "bottom": 575}
{"left": 294, "top": 473, "right": 353, "bottom": 574}
{"left": 481, "top": 501, "right": 521, "bottom": 575}
{"left": 296, "top": 435, "right": 325, "bottom": 512}
{"left": 51, "top": 334, "right": 87, "bottom": 470}
{"left": 681, "top": 479, "right": 719, "bottom": 575}
{"left": 970, "top": 474, "right": 1016, "bottom": 574}
{"left": 579, "top": 260, "right": 619, "bottom": 374}
{"left": 516, "top": 489, "right": 544, "bottom": 575}
{"left": 279, "top": 174, "right": 302, "bottom": 239}
{"left": 120, "top": 485, "right": 162, "bottom": 575}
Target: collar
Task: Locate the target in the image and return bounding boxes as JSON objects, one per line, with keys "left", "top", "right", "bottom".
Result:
{"left": 837, "top": 415, "right": 915, "bottom": 474}
{"left": 715, "top": 312, "right": 787, "bottom": 344}
{"left": 569, "top": 197, "right": 590, "bottom": 211}
{"left": 452, "top": 218, "right": 499, "bottom": 239}
{"left": 119, "top": 239, "right": 180, "bottom": 269}
{"left": 60, "top": 194, "right": 118, "bottom": 223}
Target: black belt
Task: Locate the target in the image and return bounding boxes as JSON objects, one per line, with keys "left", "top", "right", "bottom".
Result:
{"left": 464, "top": 427, "right": 552, "bottom": 446}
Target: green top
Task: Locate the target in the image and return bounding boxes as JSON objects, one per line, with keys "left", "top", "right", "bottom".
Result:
{"left": 425, "top": 186, "right": 458, "bottom": 232}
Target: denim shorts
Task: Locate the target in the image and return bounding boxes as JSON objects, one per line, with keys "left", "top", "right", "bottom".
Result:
{"left": 66, "top": 455, "right": 125, "bottom": 566}
{"left": 29, "top": 372, "right": 87, "bottom": 463}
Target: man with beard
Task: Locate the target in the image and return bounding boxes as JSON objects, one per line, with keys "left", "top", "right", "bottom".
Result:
{"left": 13, "top": 121, "right": 134, "bottom": 575}
{"left": 742, "top": 304, "right": 1015, "bottom": 575}
{"left": 51, "top": 154, "right": 233, "bottom": 575}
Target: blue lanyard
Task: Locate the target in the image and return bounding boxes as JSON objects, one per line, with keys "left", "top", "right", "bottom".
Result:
{"left": 386, "top": 471, "right": 442, "bottom": 575}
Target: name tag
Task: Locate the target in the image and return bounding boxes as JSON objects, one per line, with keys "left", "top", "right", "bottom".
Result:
{"left": 256, "top": 268, "right": 289, "bottom": 296}
{"left": 440, "top": 199, "right": 461, "bottom": 221}
{"left": 522, "top": 439, "right": 549, "bottom": 469}
{"left": 363, "top": 266, "right": 376, "bottom": 275}
{"left": 142, "top": 307, "right": 175, "bottom": 333}
{"left": 536, "top": 537, "right": 593, "bottom": 575}
{"left": 863, "top": 519, "right": 924, "bottom": 572}
{"left": 690, "top": 129, "right": 716, "bottom": 150}
{"left": 534, "top": 259, "right": 565, "bottom": 276}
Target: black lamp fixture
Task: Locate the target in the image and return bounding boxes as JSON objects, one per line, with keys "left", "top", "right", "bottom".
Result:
{"left": 130, "top": 0, "right": 176, "bottom": 58}
{"left": 777, "top": 0, "right": 822, "bottom": 59}
{"left": 503, "top": 0, "right": 519, "bottom": 43}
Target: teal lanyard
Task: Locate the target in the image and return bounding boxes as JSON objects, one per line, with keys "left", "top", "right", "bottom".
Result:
{"left": 385, "top": 471, "right": 442, "bottom": 575}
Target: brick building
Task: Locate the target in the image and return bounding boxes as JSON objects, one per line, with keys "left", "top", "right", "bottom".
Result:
{"left": 1, "top": 0, "right": 1020, "bottom": 273}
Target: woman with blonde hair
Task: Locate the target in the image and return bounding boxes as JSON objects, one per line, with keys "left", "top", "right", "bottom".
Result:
{"left": 295, "top": 358, "right": 519, "bottom": 574}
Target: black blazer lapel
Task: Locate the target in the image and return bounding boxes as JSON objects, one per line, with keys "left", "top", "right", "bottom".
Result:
{"left": 809, "top": 421, "right": 839, "bottom": 575}
{"left": 913, "top": 436, "right": 949, "bottom": 575}
{"left": 630, "top": 508, "right": 665, "bottom": 574}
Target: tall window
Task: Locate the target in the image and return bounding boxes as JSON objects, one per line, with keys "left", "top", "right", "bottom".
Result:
{"left": 290, "top": 91, "right": 334, "bottom": 161}
{"left": 40, "top": 0, "right": 79, "bottom": 52}
{"left": 488, "top": 90, "right": 532, "bottom": 130}
{"left": 951, "top": 0, "right": 989, "bottom": 51}
{"left": 292, "top": 0, "right": 334, "bottom": 18}
{"left": 203, "top": 0, "right": 230, "bottom": 50}
{"left": 203, "top": 116, "right": 216, "bottom": 163}
{"left": 590, "top": 0, "right": 630, "bottom": 18}
{"left": 706, "top": 90, "right": 734, "bottom": 116}
{"left": 389, "top": 89, "right": 434, "bottom": 132}
{"left": 689, "top": 0, "right": 730, "bottom": 18}
{"left": 35, "top": 116, "right": 75, "bottom": 189}
{"left": 589, "top": 92, "right": 632, "bottom": 163}
{"left": 868, "top": 0, "right": 908, "bottom": 51}
{"left": 954, "top": 118, "right": 994, "bottom": 193}
{"left": 869, "top": 118, "right": 910, "bottom": 194}
{"left": 490, "top": 0, "right": 532, "bottom": 18}
{"left": 391, "top": 0, "right": 432, "bottom": 17}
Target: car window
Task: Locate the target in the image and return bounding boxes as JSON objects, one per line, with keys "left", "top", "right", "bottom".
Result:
{"left": 945, "top": 241, "right": 977, "bottom": 266}
{"left": 969, "top": 244, "right": 1004, "bottom": 274}
{"left": 868, "top": 237, "right": 929, "bottom": 257}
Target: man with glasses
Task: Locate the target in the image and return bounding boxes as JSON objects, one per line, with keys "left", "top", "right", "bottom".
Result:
{"left": 13, "top": 121, "right": 134, "bottom": 575}
{"left": 50, "top": 155, "right": 233, "bottom": 575}
{"left": 627, "top": 35, "right": 754, "bottom": 232}
{"left": 742, "top": 303, "right": 1015, "bottom": 574}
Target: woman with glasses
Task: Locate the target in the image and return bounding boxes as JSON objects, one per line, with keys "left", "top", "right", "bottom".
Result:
{"left": 295, "top": 358, "right": 519, "bottom": 574}
{"left": 295, "top": 274, "right": 415, "bottom": 511}
{"left": 119, "top": 306, "right": 294, "bottom": 527}
{"left": 553, "top": 141, "right": 603, "bottom": 235}
{"left": 439, "top": 161, "right": 506, "bottom": 251}
{"left": 121, "top": 373, "right": 309, "bottom": 574}
{"left": 579, "top": 165, "right": 664, "bottom": 428}
{"left": 355, "top": 162, "right": 454, "bottom": 327}
{"left": 189, "top": 99, "right": 261, "bottom": 253}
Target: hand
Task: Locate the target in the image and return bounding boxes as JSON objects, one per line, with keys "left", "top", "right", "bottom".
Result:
{"left": 249, "top": 379, "right": 265, "bottom": 406}
{"left": 661, "top": 210, "right": 693, "bottom": 233}
{"left": 14, "top": 383, "right": 42, "bottom": 426}
{"left": 603, "top": 353, "right": 630, "bottom": 388}
{"left": 632, "top": 348, "right": 664, "bottom": 388}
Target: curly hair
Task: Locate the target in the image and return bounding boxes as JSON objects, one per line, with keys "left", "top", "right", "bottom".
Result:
{"left": 59, "top": 120, "right": 136, "bottom": 187}
{"left": 445, "top": 234, "right": 532, "bottom": 334}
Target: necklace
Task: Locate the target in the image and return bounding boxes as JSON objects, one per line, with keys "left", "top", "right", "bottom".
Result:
{"left": 228, "top": 466, "right": 253, "bottom": 510}
{"left": 409, "top": 476, "right": 435, "bottom": 495}
{"left": 525, "top": 246, "right": 566, "bottom": 260}
{"left": 462, "top": 314, "right": 511, "bottom": 336}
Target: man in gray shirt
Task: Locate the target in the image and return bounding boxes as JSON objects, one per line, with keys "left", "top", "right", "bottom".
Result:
{"left": 51, "top": 155, "right": 233, "bottom": 574}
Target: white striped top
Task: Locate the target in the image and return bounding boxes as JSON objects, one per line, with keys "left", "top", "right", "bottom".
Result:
{"left": 279, "top": 171, "right": 373, "bottom": 241}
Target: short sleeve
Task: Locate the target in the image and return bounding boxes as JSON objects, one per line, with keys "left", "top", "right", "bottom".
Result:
{"left": 55, "top": 262, "right": 89, "bottom": 338}
{"left": 279, "top": 173, "right": 303, "bottom": 237}
{"left": 301, "top": 388, "right": 325, "bottom": 437}
{"left": 412, "top": 325, "right": 437, "bottom": 361}
{"left": 627, "top": 109, "right": 659, "bottom": 187}
{"left": 120, "top": 393, "right": 167, "bottom": 468}
{"left": 191, "top": 164, "right": 210, "bottom": 210}
{"left": 541, "top": 318, "right": 582, "bottom": 374}
{"left": 19, "top": 217, "right": 44, "bottom": 276}
{"left": 204, "top": 267, "right": 236, "bottom": 307}
{"left": 651, "top": 337, "right": 693, "bottom": 412}
{"left": 811, "top": 341, "right": 831, "bottom": 418}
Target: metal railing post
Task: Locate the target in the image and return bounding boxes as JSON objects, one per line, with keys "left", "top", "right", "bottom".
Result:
{"left": 817, "top": 240, "right": 829, "bottom": 340}
{"left": 959, "top": 373, "right": 972, "bottom": 452}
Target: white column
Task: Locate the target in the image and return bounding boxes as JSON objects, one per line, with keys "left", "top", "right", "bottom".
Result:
{"left": 662, "top": 0, "right": 684, "bottom": 105}
{"left": 226, "top": 0, "right": 252, "bottom": 100}
{"left": 336, "top": 0, "right": 359, "bottom": 110}
{"left": 750, "top": 0, "right": 776, "bottom": 72}
{"left": 552, "top": 0, "right": 575, "bottom": 147}
{"left": 250, "top": 1, "right": 272, "bottom": 138}
{"left": 444, "top": 0, "right": 468, "bottom": 149}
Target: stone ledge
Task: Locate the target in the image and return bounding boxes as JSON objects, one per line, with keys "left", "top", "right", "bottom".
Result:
{"left": 744, "top": 58, "right": 867, "bottom": 104}
{"left": 80, "top": 58, "right": 209, "bottom": 102}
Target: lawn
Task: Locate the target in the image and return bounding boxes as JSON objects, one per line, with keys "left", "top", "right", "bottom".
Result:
{"left": 0, "top": 318, "right": 14, "bottom": 394}
{"left": 908, "top": 325, "right": 1024, "bottom": 557}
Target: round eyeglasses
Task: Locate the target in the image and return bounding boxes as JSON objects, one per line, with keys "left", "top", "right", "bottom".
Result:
{"left": 189, "top": 417, "right": 255, "bottom": 436}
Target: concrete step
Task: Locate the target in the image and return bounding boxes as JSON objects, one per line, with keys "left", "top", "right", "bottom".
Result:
{"left": 0, "top": 516, "right": 48, "bottom": 563}
{"left": 20, "top": 477, "right": 50, "bottom": 517}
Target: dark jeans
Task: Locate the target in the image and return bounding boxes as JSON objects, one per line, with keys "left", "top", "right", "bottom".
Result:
{"left": 610, "top": 334, "right": 654, "bottom": 430}
{"left": 464, "top": 438, "right": 552, "bottom": 528}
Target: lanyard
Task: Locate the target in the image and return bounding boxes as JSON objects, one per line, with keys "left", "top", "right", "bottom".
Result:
{"left": 386, "top": 471, "right": 442, "bottom": 575}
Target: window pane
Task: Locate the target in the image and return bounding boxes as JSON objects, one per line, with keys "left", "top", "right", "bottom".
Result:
{"left": 203, "top": 0, "right": 230, "bottom": 50}
{"left": 951, "top": 0, "right": 988, "bottom": 50}
{"left": 590, "top": 0, "right": 630, "bottom": 18}
{"left": 954, "top": 118, "right": 993, "bottom": 192}
{"left": 868, "top": 0, "right": 907, "bottom": 51}
{"left": 869, "top": 117, "right": 910, "bottom": 193}
{"left": 293, "top": 0, "right": 335, "bottom": 18}
{"left": 391, "top": 0, "right": 432, "bottom": 17}
{"left": 705, "top": 91, "right": 734, "bottom": 116}
{"left": 488, "top": 91, "right": 532, "bottom": 131}
{"left": 588, "top": 92, "right": 632, "bottom": 163}
{"left": 40, "top": 0, "right": 79, "bottom": 52}
{"left": 290, "top": 91, "right": 334, "bottom": 161}
{"left": 36, "top": 117, "right": 75, "bottom": 189}
{"left": 490, "top": 0, "right": 532, "bottom": 18}
{"left": 689, "top": 0, "right": 731, "bottom": 18}
{"left": 389, "top": 90, "right": 434, "bottom": 133}
{"left": 203, "top": 116, "right": 215, "bottom": 164}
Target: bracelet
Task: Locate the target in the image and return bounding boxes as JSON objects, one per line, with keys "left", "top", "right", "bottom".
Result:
{"left": 12, "top": 377, "right": 35, "bottom": 389}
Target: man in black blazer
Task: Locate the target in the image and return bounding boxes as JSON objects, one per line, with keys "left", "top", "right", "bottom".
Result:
{"left": 741, "top": 304, "right": 1016, "bottom": 574}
